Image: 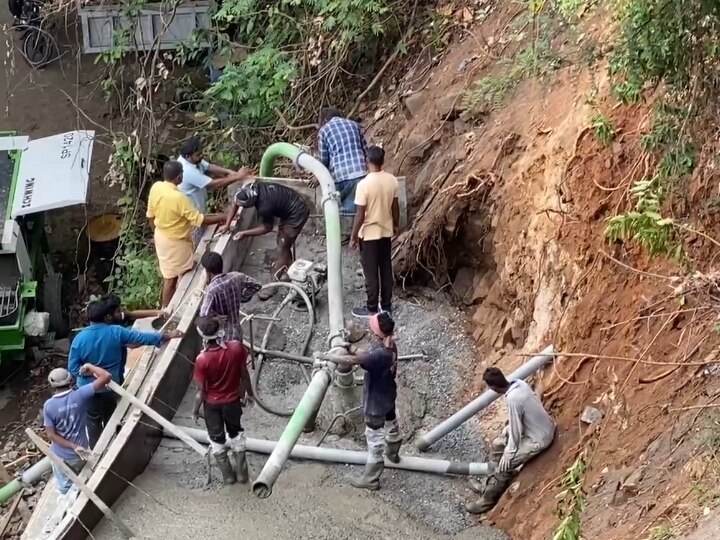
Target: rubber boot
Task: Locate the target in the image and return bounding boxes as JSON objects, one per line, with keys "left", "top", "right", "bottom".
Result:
{"left": 385, "top": 439, "right": 402, "bottom": 464}
{"left": 232, "top": 451, "right": 249, "bottom": 484}
{"left": 384, "top": 417, "right": 402, "bottom": 464}
{"left": 350, "top": 461, "right": 384, "bottom": 491}
{"left": 215, "top": 451, "right": 237, "bottom": 485}
{"left": 465, "top": 497, "right": 496, "bottom": 515}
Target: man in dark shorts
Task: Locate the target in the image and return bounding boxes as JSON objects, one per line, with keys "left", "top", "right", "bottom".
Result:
{"left": 225, "top": 181, "right": 310, "bottom": 300}
{"left": 315, "top": 312, "right": 401, "bottom": 490}
{"left": 192, "top": 317, "right": 254, "bottom": 485}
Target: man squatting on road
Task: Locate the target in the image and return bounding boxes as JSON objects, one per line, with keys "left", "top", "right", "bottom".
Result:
{"left": 199, "top": 251, "right": 262, "bottom": 341}
{"left": 192, "top": 317, "right": 255, "bottom": 485}
{"left": 350, "top": 145, "right": 399, "bottom": 318}
{"left": 316, "top": 312, "right": 401, "bottom": 490}
{"left": 42, "top": 364, "right": 111, "bottom": 532}
{"left": 465, "top": 367, "right": 556, "bottom": 514}
{"left": 226, "top": 181, "right": 310, "bottom": 300}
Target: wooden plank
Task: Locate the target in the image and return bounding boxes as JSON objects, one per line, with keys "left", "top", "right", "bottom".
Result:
{"left": 106, "top": 381, "right": 208, "bottom": 458}
{"left": 44, "top": 215, "right": 255, "bottom": 539}
{"left": 0, "top": 460, "right": 30, "bottom": 521}
{"left": 0, "top": 488, "right": 25, "bottom": 537}
{"left": 24, "top": 429, "right": 135, "bottom": 540}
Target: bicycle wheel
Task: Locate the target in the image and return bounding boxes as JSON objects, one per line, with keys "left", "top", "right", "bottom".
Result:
{"left": 21, "top": 27, "right": 53, "bottom": 68}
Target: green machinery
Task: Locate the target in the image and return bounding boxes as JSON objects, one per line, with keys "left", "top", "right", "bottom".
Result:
{"left": 0, "top": 130, "right": 95, "bottom": 366}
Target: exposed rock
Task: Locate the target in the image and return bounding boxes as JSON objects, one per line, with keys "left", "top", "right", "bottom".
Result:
{"left": 581, "top": 406, "right": 605, "bottom": 425}
{"left": 452, "top": 267, "right": 476, "bottom": 303}
{"left": 403, "top": 91, "right": 426, "bottom": 117}
{"left": 435, "top": 91, "right": 463, "bottom": 120}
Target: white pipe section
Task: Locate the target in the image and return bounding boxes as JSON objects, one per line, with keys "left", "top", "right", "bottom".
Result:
{"left": 174, "top": 426, "right": 491, "bottom": 476}
{"left": 294, "top": 151, "right": 345, "bottom": 346}
{"left": 416, "top": 345, "right": 556, "bottom": 451}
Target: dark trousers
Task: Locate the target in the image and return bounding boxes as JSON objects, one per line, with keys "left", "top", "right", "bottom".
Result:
{"left": 87, "top": 392, "right": 118, "bottom": 448}
{"left": 360, "top": 237, "right": 393, "bottom": 312}
{"left": 8, "top": 0, "right": 23, "bottom": 18}
{"left": 204, "top": 400, "right": 243, "bottom": 444}
{"left": 365, "top": 409, "right": 396, "bottom": 429}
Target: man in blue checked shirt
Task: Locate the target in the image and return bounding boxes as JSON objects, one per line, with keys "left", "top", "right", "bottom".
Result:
{"left": 317, "top": 108, "right": 368, "bottom": 213}
{"left": 68, "top": 297, "right": 183, "bottom": 447}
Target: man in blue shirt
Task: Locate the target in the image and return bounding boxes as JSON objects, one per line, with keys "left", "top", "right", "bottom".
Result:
{"left": 177, "top": 137, "right": 254, "bottom": 244}
{"left": 42, "top": 364, "right": 111, "bottom": 533}
{"left": 68, "top": 298, "right": 183, "bottom": 447}
{"left": 317, "top": 108, "right": 368, "bottom": 213}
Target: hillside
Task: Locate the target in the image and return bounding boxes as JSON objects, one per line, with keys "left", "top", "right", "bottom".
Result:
{"left": 366, "top": 1, "right": 720, "bottom": 538}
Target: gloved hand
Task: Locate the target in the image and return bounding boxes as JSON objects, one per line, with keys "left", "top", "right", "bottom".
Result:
{"left": 497, "top": 454, "right": 513, "bottom": 473}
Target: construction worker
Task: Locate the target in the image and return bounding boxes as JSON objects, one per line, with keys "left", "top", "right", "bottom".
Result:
{"left": 315, "top": 312, "right": 401, "bottom": 490}
{"left": 225, "top": 181, "right": 310, "bottom": 300}
{"left": 100, "top": 294, "right": 163, "bottom": 326}
{"left": 42, "top": 364, "right": 111, "bottom": 533}
{"left": 465, "top": 367, "right": 556, "bottom": 514}
{"left": 147, "top": 160, "right": 226, "bottom": 307}
{"left": 68, "top": 298, "right": 183, "bottom": 447}
{"left": 177, "top": 137, "right": 254, "bottom": 244}
{"left": 192, "top": 316, "right": 254, "bottom": 485}
{"left": 349, "top": 145, "right": 399, "bottom": 318}
{"left": 317, "top": 107, "right": 368, "bottom": 213}
{"left": 199, "top": 252, "right": 262, "bottom": 341}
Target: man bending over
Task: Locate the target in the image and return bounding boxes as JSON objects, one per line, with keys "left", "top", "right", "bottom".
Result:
{"left": 226, "top": 181, "right": 310, "bottom": 300}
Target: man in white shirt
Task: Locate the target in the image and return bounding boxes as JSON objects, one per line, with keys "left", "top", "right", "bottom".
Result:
{"left": 177, "top": 137, "right": 253, "bottom": 243}
{"left": 466, "top": 367, "right": 556, "bottom": 514}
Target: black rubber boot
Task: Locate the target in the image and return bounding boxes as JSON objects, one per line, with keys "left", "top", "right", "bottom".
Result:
{"left": 215, "top": 451, "right": 237, "bottom": 485}
{"left": 233, "top": 451, "right": 249, "bottom": 484}
{"left": 465, "top": 497, "right": 496, "bottom": 515}
{"left": 350, "top": 461, "right": 384, "bottom": 491}
{"left": 385, "top": 439, "right": 402, "bottom": 464}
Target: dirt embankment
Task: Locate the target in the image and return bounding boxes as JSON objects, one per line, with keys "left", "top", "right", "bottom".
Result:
{"left": 367, "top": 2, "right": 720, "bottom": 538}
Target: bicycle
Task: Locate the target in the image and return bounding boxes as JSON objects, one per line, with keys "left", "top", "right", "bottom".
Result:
{"left": 15, "top": 0, "right": 55, "bottom": 68}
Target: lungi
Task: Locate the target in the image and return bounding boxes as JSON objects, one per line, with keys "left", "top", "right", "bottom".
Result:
{"left": 154, "top": 229, "right": 195, "bottom": 279}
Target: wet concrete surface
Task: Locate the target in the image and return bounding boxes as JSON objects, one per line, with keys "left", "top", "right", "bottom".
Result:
{"left": 94, "top": 230, "right": 508, "bottom": 540}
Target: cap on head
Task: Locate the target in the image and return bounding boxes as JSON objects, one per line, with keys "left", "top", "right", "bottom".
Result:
{"left": 234, "top": 183, "right": 258, "bottom": 208}
{"left": 48, "top": 367, "right": 73, "bottom": 388}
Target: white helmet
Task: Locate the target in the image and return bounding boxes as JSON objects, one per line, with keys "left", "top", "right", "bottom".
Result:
{"left": 48, "top": 367, "right": 73, "bottom": 388}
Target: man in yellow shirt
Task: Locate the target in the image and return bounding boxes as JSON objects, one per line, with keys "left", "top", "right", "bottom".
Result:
{"left": 147, "top": 161, "right": 225, "bottom": 307}
{"left": 349, "top": 146, "right": 399, "bottom": 318}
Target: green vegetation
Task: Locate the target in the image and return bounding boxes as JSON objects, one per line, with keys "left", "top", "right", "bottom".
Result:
{"left": 647, "top": 525, "right": 674, "bottom": 540}
{"left": 590, "top": 113, "right": 614, "bottom": 146}
{"left": 105, "top": 138, "right": 162, "bottom": 310}
{"left": 604, "top": 104, "right": 694, "bottom": 258}
{"left": 552, "top": 454, "right": 588, "bottom": 540}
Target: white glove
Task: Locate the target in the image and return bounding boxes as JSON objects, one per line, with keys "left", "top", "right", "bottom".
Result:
{"left": 497, "top": 454, "right": 513, "bottom": 473}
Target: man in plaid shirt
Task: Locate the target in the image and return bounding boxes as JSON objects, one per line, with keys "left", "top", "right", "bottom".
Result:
{"left": 200, "top": 252, "right": 262, "bottom": 341}
{"left": 317, "top": 107, "right": 368, "bottom": 213}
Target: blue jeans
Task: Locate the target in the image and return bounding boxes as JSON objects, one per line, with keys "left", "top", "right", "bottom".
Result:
{"left": 336, "top": 177, "right": 364, "bottom": 214}
{"left": 52, "top": 457, "right": 86, "bottom": 494}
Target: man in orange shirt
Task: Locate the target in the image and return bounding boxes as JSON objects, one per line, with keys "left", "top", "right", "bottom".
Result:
{"left": 349, "top": 146, "right": 399, "bottom": 318}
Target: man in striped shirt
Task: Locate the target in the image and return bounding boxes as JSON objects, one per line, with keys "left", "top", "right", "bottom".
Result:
{"left": 317, "top": 108, "right": 368, "bottom": 213}
{"left": 199, "top": 252, "right": 262, "bottom": 341}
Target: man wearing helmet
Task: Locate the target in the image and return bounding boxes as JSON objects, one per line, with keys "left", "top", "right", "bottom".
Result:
{"left": 42, "top": 364, "right": 111, "bottom": 531}
{"left": 223, "top": 181, "right": 310, "bottom": 300}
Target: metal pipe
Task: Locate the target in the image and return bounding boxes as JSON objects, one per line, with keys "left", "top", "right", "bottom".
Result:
{"left": 256, "top": 142, "right": 355, "bottom": 497}
{"left": 253, "top": 364, "right": 334, "bottom": 498}
{"left": 416, "top": 345, "right": 556, "bottom": 451}
{"left": 0, "top": 457, "right": 51, "bottom": 504}
{"left": 173, "top": 426, "right": 491, "bottom": 476}
{"left": 259, "top": 143, "right": 345, "bottom": 347}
